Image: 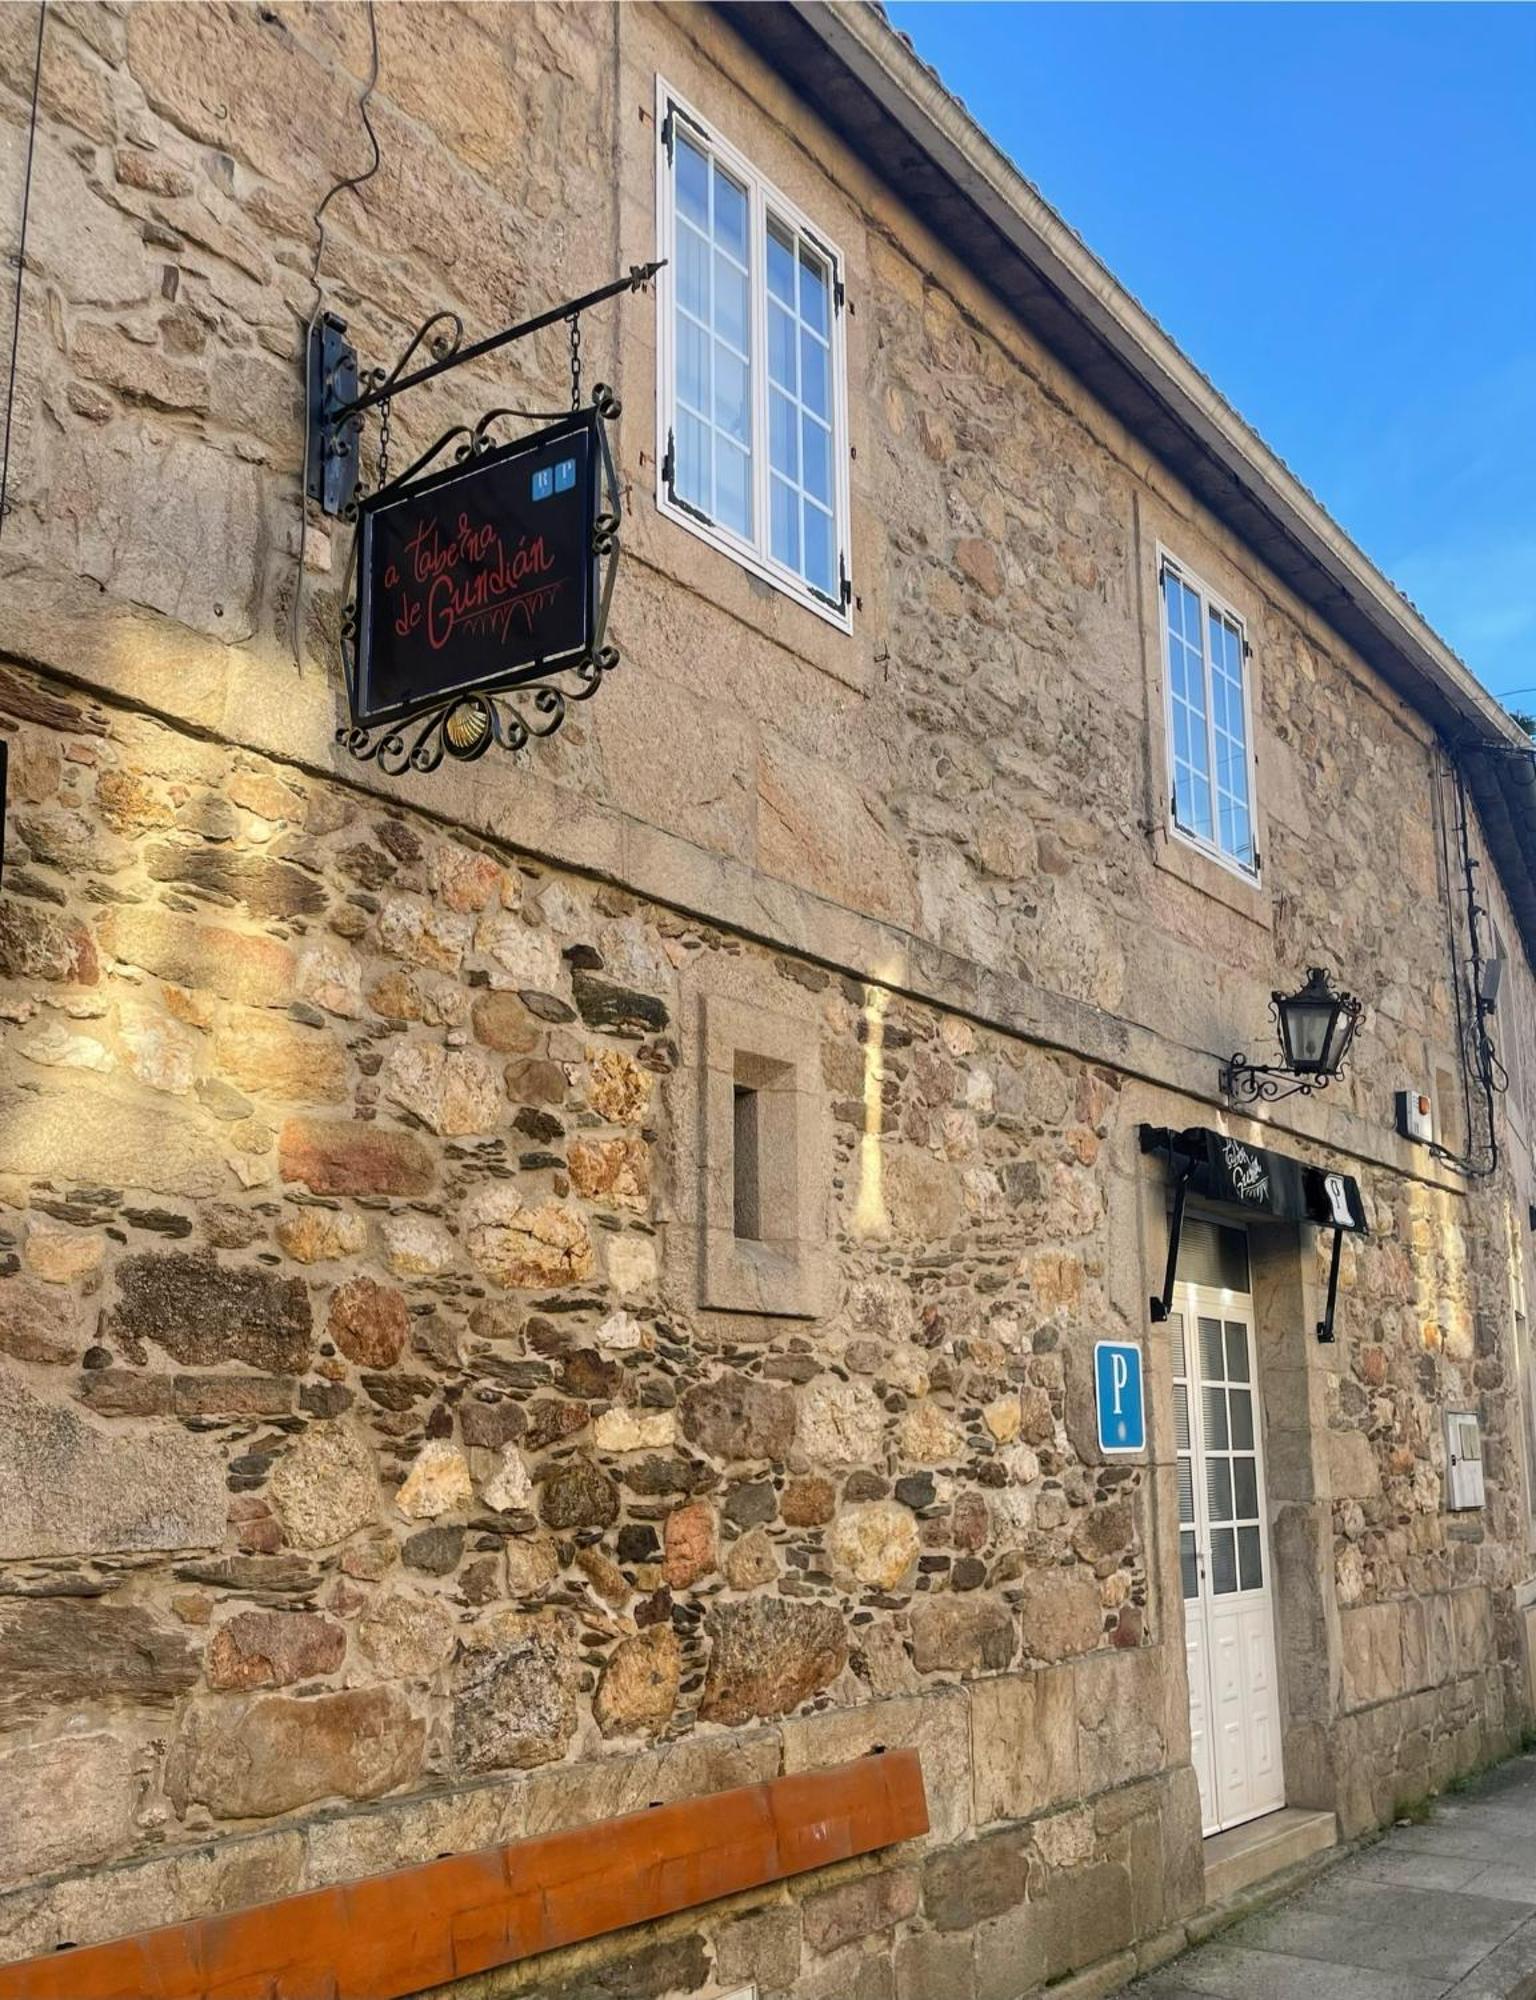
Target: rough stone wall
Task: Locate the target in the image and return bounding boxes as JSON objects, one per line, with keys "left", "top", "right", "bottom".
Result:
{"left": 1322, "top": 1167, "right": 1527, "bottom": 1831}
{"left": 0, "top": 665, "right": 1191, "bottom": 1995}
{"left": 0, "top": 1, "right": 1532, "bottom": 1992}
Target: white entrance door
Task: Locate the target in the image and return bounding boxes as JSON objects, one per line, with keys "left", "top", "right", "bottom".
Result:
{"left": 1171, "top": 1283, "right": 1284, "bottom": 1835}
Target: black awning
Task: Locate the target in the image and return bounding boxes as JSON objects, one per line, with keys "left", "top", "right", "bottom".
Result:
{"left": 1139, "top": 1125, "right": 1367, "bottom": 1234}
{"left": 1139, "top": 1125, "right": 1366, "bottom": 1343}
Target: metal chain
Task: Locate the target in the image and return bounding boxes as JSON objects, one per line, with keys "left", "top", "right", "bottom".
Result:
{"left": 568, "top": 312, "right": 582, "bottom": 411}
{"left": 377, "top": 394, "right": 392, "bottom": 490}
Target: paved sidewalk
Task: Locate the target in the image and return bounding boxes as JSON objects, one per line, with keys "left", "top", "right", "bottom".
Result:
{"left": 1122, "top": 1754, "right": 1536, "bottom": 2000}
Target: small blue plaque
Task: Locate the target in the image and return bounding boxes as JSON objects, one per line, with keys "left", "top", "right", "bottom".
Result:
{"left": 1094, "top": 1340, "right": 1145, "bottom": 1455}
{"left": 531, "top": 466, "right": 553, "bottom": 502}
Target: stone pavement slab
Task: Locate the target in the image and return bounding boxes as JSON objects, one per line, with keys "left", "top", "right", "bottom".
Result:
{"left": 1122, "top": 1754, "right": 1536, "bottom": 2000}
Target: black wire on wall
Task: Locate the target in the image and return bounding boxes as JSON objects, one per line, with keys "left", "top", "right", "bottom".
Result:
{"left": 1430, "top": 747, "right": 1504, "bottom": 1180}
{"left": 0, "top": 0, "right": 47, "bottom": 548}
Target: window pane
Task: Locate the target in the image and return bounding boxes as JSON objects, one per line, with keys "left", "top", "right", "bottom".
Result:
{"left": 768, "top": 303, "right": 796, "bottom": 390}
{"left": 1233, "top": 1457, "right": 1258, "bottom": 1519}
{"left": 1178, "top": 1454, "right": 1195, "bottom": 1525}
{"left": 1230, "top": 1389, "right": 1254, "bottom": 1451}
{"left": 677, "top": 134, "right": 709, "bottom": 228}
{"left": 715, "top": 439, "right": 750, "bottom": 537}
{"left": 1165, "top": 570, "right": 1216, "bottom": 848}
{"left": 1225, "top": 1322, "right": 1250, "bottom": 1382}
{"left": 677, "top": 222, "right": 709, "bottom": 320}
{"left": 1211, "top": 1527, "right": 1237, "bottom": 1595}
{"left": 802, "top": 416, "right": 831, "bottom": 505}
{"left": 1207, "top": 605, "right": 1254, "bottom": 870}
{"left": 1179, "top": 768, "right": 1214, "bottom": 843}
{"left": 1206, "top": 1456, "right": 1233, "bottom": 1523}
{"left": 1237, "top": 1525, "right": 1263, "bottom": 1591}
{"left": 799, "top": 244, "right": 830, "bottom": 334}
{"left": 1200, "top": 1318, "right": 1224, "bottom": 1382}
{"left": 714, "top": 345, "right": 749, "bottom": 444}
{"left": 713, "top": 165, "right": 748, "bottom": 261}
{"left": 715, "top": 253, "right": 748, "bottom": 351}
{"left": 1172, "top": 1382, "right": 1191, "bottom": 1453}
{"left": 675, "top": 409, "right": 710, "bottom": 514}
{"left": 803, "top": 502, "right": 834, "bottom": 596}
{"left": 1170, "top": 1311, "right": 1187, "bottom": 1379}
{"left": 801, "top": 330, "right": 829, "bottom": 417}
{"left": 767, "top": 223, "right": 796, "bottom": 304}
{"left": 771, "top": 475, "right": 799, "bottom": 571}
{"left": 770, "top": 389, "right": 798, "bottom": 480}
{"left": 1203, "top": 1384, "right": 1228, "bottom": 1450}
{"left": 1181, "top": 1537, "right": 1200, "bottom": 1601}
{"left": 677, "top": 315, "right": 709, "bottom": 417}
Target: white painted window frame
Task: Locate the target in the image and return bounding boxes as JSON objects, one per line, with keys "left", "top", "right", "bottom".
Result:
{"left": 1157, "top": 546, "right": 1261, "bottom": 884}
{"left": 655, "top": 76, "right": 853, "bottom": 634}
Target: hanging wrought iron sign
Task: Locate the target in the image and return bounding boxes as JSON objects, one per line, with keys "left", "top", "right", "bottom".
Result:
{"left": 339, "top": 400, "right": 619, "bottom": 774}
{"left": 304, "top": 264, "right": 660, "bottom": 776}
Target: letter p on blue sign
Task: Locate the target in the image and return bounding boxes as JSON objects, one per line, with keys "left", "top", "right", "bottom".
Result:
{"left": 1094, "top": 1340, "right": 1145, "bottom": 1455}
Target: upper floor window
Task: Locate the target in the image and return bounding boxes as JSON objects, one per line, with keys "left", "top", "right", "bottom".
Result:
{"left": 656, "top": 83, "right": 851, "bottom": 629}
{"left": 1160, "top": 554, "right": 1257, "bottom": 875}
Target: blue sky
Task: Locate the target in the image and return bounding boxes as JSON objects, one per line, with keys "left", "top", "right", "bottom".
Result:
{"left": 885, "top": 2, "right": 1536, "bottom": 712}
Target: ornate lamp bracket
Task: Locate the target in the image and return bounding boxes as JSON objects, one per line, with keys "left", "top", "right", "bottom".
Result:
{"left": 1220, "top": 969, "right": 1363, "bottom": 1106}
{"left": 1219, "top": 1056, "right": 1327, "bottom": 1106}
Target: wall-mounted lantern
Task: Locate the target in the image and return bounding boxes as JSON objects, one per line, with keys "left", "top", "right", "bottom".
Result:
{"left": 1221, "top": 966, "right": 1363, "bottom": 1105}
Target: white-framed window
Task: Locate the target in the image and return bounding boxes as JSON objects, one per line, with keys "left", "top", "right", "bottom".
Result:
{"left": 1159, "top": 552, "right": 1258, "bottom": 876}
{"left": 655, "top": 80, "right": 852, "bottom": 629}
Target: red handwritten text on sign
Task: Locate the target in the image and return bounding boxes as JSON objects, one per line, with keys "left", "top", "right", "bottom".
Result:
{"left": 385, "top": 512, "right": 563, "bottom": 651}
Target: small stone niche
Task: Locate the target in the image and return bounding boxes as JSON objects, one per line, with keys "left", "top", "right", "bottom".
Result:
{"left": 699, "top": 992, "right": 826, "bottom": 1318}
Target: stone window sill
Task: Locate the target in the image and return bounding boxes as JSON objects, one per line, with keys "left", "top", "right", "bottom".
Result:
{"left": 1150, "top": 826, "right": 1273, "bottom": 930}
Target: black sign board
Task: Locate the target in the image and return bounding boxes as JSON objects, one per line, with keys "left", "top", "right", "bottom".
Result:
{"left": 1142, "top": 1126, "right": 1368, "bottom": 1233}
{"left": 351, "top": 410, "right": 599, "bottom": 731}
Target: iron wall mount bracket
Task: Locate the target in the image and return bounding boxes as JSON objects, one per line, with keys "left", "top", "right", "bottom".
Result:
{"left": 305, "top": 312, "right": 361, "bottom": 517}
{"left": 303, "top": 263, "right": 663, "bottom": 519}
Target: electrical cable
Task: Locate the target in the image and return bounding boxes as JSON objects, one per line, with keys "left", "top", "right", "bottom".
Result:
{"left": 292, "top": 0, "right": 381, "bottom": 669}
{"left": 0, "top": 0, "right": 47, "bottom": 549}
{"left": 1425, "top": 749, "right": 1501, "bottom": 1180}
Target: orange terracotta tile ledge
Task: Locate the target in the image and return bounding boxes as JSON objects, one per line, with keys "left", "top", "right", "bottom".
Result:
{"left": 0, "top": 1749, "right": 928, "bottom": 2000}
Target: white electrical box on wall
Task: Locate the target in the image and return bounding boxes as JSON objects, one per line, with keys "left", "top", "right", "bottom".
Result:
{"left": 1396, "top": 1088, "right": 1435, "bottom": 1145}
{"left": 1445, "top": 1411, "right": 1485, "bottom": 1510}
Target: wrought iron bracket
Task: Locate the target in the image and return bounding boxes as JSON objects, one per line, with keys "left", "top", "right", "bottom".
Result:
{"left": 1141, "top": 1125, "right": 1196, "bottom": 1323}
{"left": 1219, "top": 1055, "right": 1333, "bottom": 1106}
{"left": 304, "top": 263, "right": 663, "bottom": 518}
{"left": 1316, "top": 1224, "right": 1346, "bottom": 1343}
{"left": 305, "top": 312, "right": 361, "bottom": 516}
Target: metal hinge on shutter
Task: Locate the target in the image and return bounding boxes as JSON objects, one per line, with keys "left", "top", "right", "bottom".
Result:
{"left": 840, "top": 551, "right": 853, "bottom": 610}
{"left": 660, "top": 104, "right": 675, "bottom": 164}
{"left": 660, "top": 426, "right": 676, "bottom": 494}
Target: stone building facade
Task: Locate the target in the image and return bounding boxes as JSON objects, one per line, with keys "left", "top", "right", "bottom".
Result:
{"left": 0, "top": 4, "right": 1534, "bottom": 1997}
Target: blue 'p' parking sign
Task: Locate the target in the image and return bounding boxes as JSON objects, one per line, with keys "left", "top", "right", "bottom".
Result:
{"left": 1095, "top": 1340, "right": 1145, "bottom": 1454}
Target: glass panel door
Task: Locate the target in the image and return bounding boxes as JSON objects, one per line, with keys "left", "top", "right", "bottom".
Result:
{"left": 1173, "top": 1277, "right": 1284, "bottom": 1835}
